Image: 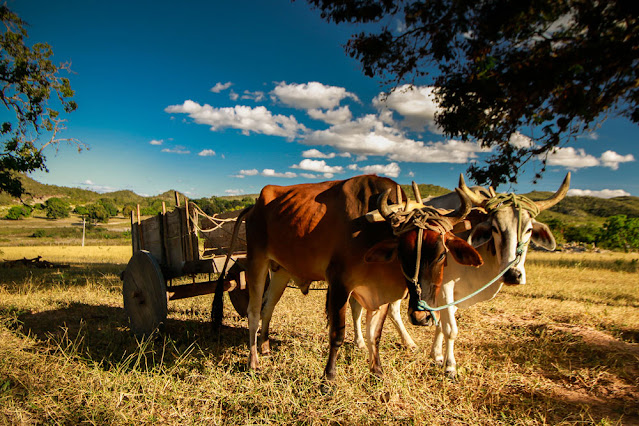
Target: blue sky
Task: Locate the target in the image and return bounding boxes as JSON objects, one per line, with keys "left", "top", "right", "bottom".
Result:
{"left": 6, "top": 0, "right": 639, "bottom": 198}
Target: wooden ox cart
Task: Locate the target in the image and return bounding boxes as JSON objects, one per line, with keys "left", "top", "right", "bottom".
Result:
{"left": 121, "top": 194, "right": 250, "bottom": 338}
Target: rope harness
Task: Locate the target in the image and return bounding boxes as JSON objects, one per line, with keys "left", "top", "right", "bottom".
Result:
{"left": 408, "top": 193, "right": 540, "bottom": 324}
{"left": 386, "top": 207, "right": 455, "bottom": 324}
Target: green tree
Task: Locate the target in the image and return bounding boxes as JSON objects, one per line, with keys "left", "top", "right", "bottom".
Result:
{"left": 309, "top": 0, "right": 639, "bottom": 186}
{"left": 86, "top": 203, "right": 109, "bottom": 223}
{"left": 5, "top": 204, "right": 31, "bottom": 219}
{"left": 45, "top": 197, "right": 70, "bottom": 219}
{"left": 73, "top": 205, "right": 88, "bottom": 216}
{"left": 98, "top": 198, "right": 118, "bottom": 217}
{"left": 564, "top": 224, "right": 600, "bottom": 244}
{"left": 0, "top": 6, "right": 82, "bottom": 198}
{"left": 122, "top": 203, "right": 137, "bottom": 219}
{"left": 599, "top": 215, "right": 639, "bottom": 251}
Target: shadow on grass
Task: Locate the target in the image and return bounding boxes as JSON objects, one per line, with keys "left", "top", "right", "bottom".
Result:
{"left": 0, "top": 263, "right": 126, "bottom": 290}
{"left": 475, "top": 321, "right": 639, "bottom": 424}
{"left": 4, "top": 302, "right": 248, "bottom": 373}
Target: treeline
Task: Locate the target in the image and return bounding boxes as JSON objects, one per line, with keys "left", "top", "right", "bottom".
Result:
{"left": 191, "top": 196, "right": 255, "bottom": 216}
{"left": 5, "top": 195, "right": 256, "bottom": 224}
{"left": 546, "top": 215, "right": 639, "bottom": 252}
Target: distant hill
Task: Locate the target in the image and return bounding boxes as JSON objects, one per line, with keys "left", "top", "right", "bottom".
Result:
{"left": 2, "top": 174, "right": 638, "bottom": 226}
{"left": 0, "top": 174, "right": 187, "bottom": 208}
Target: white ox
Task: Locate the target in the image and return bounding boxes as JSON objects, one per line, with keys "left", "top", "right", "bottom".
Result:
{"left": 352, "top": 173, "right": 571, "bottom": 377}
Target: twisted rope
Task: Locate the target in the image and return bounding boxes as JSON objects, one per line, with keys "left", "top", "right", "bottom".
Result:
{"left": 387, "top": 206, "right": 454, "bottom": 237}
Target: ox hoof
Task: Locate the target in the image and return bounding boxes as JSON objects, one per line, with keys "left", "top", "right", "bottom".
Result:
{"left": 370, "top": 366, "right": 384, "bottom": 379}
{"left": 406, "top": 343, "right": 418, "bottom": 352}
{"left": 248, "top": 355, "right": 261, "bottom": 371}
{"left": 260, "top": 340, "right": 271, "bottom": 355}
{"left": 445, "top": 369, "right": 457, "bottom": 381}
{"left": 355, "top": 339, "right": 366, "bottom": 350}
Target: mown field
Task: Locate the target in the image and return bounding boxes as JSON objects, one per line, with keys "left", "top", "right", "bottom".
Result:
{"left": 0, "top": 245, "right": 637, "bottom": 424}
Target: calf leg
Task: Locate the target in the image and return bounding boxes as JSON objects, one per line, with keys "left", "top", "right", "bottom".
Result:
{"left": 441, "top": 305, "right": 458, "bottom": 378}
{"left": 349, "top": 298, "right": 366, "bottom": 349}
{"left": 246, "top": 254, "right": 270, "bottom": 371}
{"left": 366, "top": 303, "right": 389, "bottom": 377}
{"left": 259, "top": 268, "right": 290, "bottom": 355}
{"left": 388, "top": 299, "right": 417, "bottom": 350}
{"left": 324, "top": 283, "right": 349, "bottom": 381}
{"left": 431, "top": 323, "right": 445, "bottom": 366}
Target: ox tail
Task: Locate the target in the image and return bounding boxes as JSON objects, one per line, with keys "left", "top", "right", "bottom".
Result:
{"left": 211, "top": 205, "right": 254, "bottom": 330}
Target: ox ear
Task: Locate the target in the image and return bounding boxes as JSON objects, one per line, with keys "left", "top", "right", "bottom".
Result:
{"left": 531, "top": 220, "right": 556, "bottom": 251}
{"left": 447, "top": 235, "right": 483, "bottom": 267}
{"left": 364, "top": 240, "right": 398, "bottom": 263}
{"left": 468, "top": 221, "right": 493, "bottom": 248}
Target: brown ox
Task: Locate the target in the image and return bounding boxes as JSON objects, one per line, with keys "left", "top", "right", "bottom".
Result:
{"left": 243, "top": 175, "right": 483, "bottom": 380}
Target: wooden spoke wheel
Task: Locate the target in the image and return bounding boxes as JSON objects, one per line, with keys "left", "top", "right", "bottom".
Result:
{"left": 122, "top": 250, "right": 168, "bottom": 338}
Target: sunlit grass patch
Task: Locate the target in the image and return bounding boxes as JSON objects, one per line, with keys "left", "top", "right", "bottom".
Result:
{"left": 0, "top": 247, "right": 636, "bottom": 423}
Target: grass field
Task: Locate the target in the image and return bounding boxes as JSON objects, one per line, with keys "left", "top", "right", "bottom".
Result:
{"left": 0, "top": 246, "right": 637, "bottom": 424}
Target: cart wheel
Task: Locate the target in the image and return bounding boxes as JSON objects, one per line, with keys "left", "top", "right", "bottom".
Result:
{"left": 122, "top": 250, "right": 167, "bottom": 338}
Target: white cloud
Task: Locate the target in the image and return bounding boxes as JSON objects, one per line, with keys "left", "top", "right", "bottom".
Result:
{"left": 568, "top": 188, "right": 631, "bottom": 198}
{"left": 225, "top": 189, "right": 245, "bottom": 196}
{"left": 229, "top": 90, "right": 239, "bottom": 101}
{"left": 509, "top": 132, "right": 534, "bottom": 149}
{"left": 291, "top": 159, "right": 344, "bottom": 178}
{"left": 149, "top": 139, "right": 163, "bottom": 146}
{"left": 546, "top": 148, "right": 635, "bottom": 170}
{"left": 272, "top": 81, "right": 359, "bottom": 110}
{"left": 300, "top": 173, "right": 319, "bottom": 179}
{"left": 165, "top": 100, "right": 306, "bottom": 140}
{"left": 307, "top": 106, "right": 353, "bottom": 125}
{"left": 546, "top": 147, "right": 600, "bottom": 169}
{"left": 78, "top": 180, "right": 117, "bottom": 193}
{"left": 600, "top": 150, "right": 634, "bottom": 170}
{"left": 303, "top": 114, "right": 486, "bottom": 163}
{"left": 262, "top": 169, "right": 297, "bottom": 178}
{"left": 241, "top": 90, "right": 265, "bottom": 102}
{"left": 579, "top": 131, "right": 599, "bottom": 140}
{"left": 198, "top": 149, "right": 216, "bottom": 157}
{"left": 351, "top": 162, "right": 401, "bottom": 178}
{"left": 210, "top": 82, "right": 233, "bottom": 93}
{"left": 232, "top": 169, "right": 259, "bottom": 178}
{"left": 233, "top": 168, "right": 297, "bottom": 179}
{"left": 373, "top": 85, "right": 442, "bottom": 133}
{"left": 302, "top": 149, "right": 350, "bottom": 159}
{"left": 161, "top": 145, "right": 191, "bottom": 154}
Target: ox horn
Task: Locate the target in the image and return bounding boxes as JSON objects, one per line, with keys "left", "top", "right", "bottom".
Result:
{"left": 445, "top": 188, "right": 472, "bottom": 226}
{"left": 534, "top": 172, "right": 571, "bottom": 212}
{"left": 377, "top": 188, "right": 394, "bottom": 220}
{"left": 458, "top": 174, "right": 488, "bottom": 206}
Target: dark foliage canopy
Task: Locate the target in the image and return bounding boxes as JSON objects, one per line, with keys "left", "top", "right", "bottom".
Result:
{"left": 307, "top": 0, "right": 639, "bottom": 186}
{"left": 1, "top": 6, "right": 79, "bottom": 198}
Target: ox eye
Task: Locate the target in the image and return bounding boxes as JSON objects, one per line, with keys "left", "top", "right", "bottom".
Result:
{"left": 436, "top": 252, "right": 446, "bottom": 263}
{"left": 524, "top": 228, "right": 532, "bottom": 235}
{"left": 491, "top": 225, "right": 499, "bottom": 234}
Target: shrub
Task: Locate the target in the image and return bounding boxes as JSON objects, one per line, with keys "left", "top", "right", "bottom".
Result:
{"left": 45, "top": 197, "right": 71, "bottom": 219}
{"left": 31, "top": 229, "right": 46, "bottom": 238}
{"left": 5, "top": 205, "right": 32, "bottom": 220}
{"left": 74, "top": 205, "right": 89, "bottom": 216}
{"left": 98, "top": 198, "right": 118, "bottom": 217}
{"left": 86, "top": 203, "right": 109, "bottom": 223}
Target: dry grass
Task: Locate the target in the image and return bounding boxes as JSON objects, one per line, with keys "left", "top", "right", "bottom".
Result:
{"left": 0, "top": 246, "right": 637, "bottom": 424}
